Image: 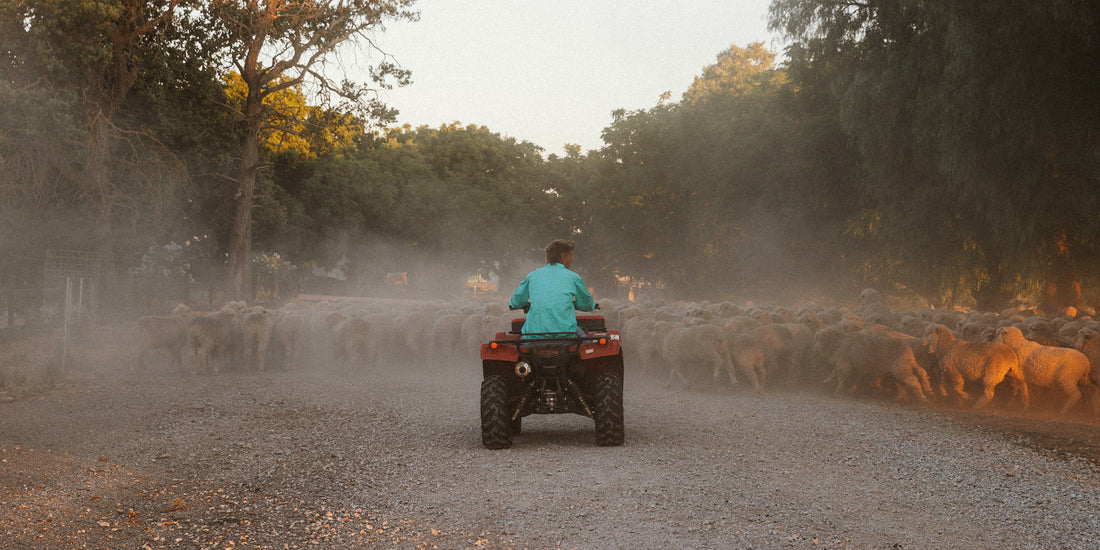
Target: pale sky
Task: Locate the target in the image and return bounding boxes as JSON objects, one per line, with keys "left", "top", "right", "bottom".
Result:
{"left": 369, "top": 0, "right": 779, "bottom": 156}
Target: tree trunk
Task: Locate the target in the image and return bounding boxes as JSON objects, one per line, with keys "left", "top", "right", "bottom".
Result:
{"left": 225, "top": 125, "right": 260, "bottom": 301}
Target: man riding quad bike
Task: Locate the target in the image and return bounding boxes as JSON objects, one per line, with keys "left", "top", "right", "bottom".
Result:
{"left": 479, "top": 307, "right": 624, "bottom": 449}
{"left": 479, "top": 239, "right": 624, "bottom": 449}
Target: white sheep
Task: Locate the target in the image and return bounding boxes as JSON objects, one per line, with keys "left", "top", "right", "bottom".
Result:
{"left": 188, "top": 307, "right": 240, "bottom": 375}
{"left": 996, "top": 326, "right": 1096, "bottom": 414}
{"left": 242, "top": 306, "right": 274, "bottom": 372}
{"left": 271, "top": 310, "right": 308, "bottom": 370}
{"left": 1076, "top": 328, "right": 1100, "bottom": 391}
{"left": 660, "top": 323, "right": 733, "bottom": 388}
{"left": 333, "top": 316, "right": 373, "bottom": 370}
{"left": 815, "top": 327, "right": 932, "bottom": 402}
{"left": 922, "top": 323, "right": 1027, "bottom": 408}
{"left": 132, "top": 304, "right": 192, "bottom": 372}
{"left": 725, "top": 330, "right": 765, "bottom": 391}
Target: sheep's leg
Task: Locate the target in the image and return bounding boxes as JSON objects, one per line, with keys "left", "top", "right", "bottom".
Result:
{"left": 735, "top": 359, "right": 763, "bottom": 391}
{"left": 913, "top": 366, "right": 933, "bottom": 398}
{"left": 256, "top": 335, "right": 269, "bottom": 372}
{"left": 169, "top": 347, "right": 183, "bottom": 372}
{"left": 212, "top": 346, "right": 223, "bottom": 375}
{"left": 1057, "top": 382, "right": 1082, "bottom": 415}
{"left": 244, "top": 336, "right": 256, "bottom": 371}
{"left": 973, "top": 381, "right": 997, "bottom": 409}
{"left": 738, "top": 361, "right": 762, "bottom": 391}
{"left": 726, "top": 363, "right": 744, "bottom": 389}
{"left": 944, "top": 369, "right": 970, "bottom": 406}
{"left": 897, "top": 372, "right": 929, "bottom": 403}
{"left": 660, "top": 365, "right": 686, "bottom": 391}
{"left": 660, "top": 367, "right": 677, "bottom": 389}
{"left": 1010, "top": 376, "right": 1030, "bottom": 409}
{"left": 711, "top": 360, "right": 726, "bottom": 384}
{"left": 190, "top": 346, "right": 201, "bottom": 376}
{"left": 285, "top": 340, "right": 296, "bottom": 370}
{"left": 833, "top": 370, "right": 848, "bottom": 397}
{"left": 1078, "top": 380, "right": 1100, "bottom": 414}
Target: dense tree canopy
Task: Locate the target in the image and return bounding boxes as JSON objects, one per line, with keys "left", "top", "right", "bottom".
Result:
{"left": 769, "top": 0, "right": 1100, "bottom": 309}
{"left": 1, "top": 1, "right": 1096, "bottom": 310}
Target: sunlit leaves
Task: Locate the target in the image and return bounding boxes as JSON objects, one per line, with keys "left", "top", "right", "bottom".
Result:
{"left": 224, "top": 71, "right": 311, "bottom": 156}
{"left": 682, "top": 42, "right": 787, "bottom": 105}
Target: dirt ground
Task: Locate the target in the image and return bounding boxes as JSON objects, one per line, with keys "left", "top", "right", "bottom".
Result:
{"left": 2, "top": 324, "right": 1099, "bottom": 550}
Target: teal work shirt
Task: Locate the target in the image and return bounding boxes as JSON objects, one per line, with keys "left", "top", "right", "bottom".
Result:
{"left": 509, "top": 263, "right": 595, "bottom": 335}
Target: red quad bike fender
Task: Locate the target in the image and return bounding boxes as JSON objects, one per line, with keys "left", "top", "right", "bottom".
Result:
{"left": 479, "top": 331, "right": 622, "bottom": 362}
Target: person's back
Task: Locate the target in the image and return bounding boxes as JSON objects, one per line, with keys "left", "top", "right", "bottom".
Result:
{"left": 509, "top": 239, "right": 595, "bottom": 336}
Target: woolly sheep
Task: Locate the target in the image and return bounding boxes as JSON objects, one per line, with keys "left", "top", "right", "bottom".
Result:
{"left": 870, "top": 328, "right": 941, "bottom": 396}
{"left": 333, "top": 316, "right": 375, "bottom": 370}
{"left": 271, "top": 310, "right": 308, "bottom": 370}
{"left": 188, "top": 307, "right": 240, "bottom": 375}
{"left": 242, "top": 306, "right": 274, "bottom": 372}
{"left": 395, "top": 310, "right": 436, "bottom": 364}
{"left": 432, "top": 313, "right": 466, "bottom": 358}
{"left": 726, "top": 331, "right": 765, "bottom": 391}
{"left": 815, "top": 328, "right": 932, "bottom": 402}
{"left": 996, "top": 326, "right": 1096, "bottom": 414}
{"left": 660, "top": 324, "right": 733, "bottom": 388}
{"left": 132, "top": 304, "right": 192, "bottom": 372}
{"left": 897, "top": 315, "right": 929, "bottom": 338}
{"left": 751, "top": 323, "right": 812, "bottom": 384}
{"left": 1075, "top": 328, "right": 1100, "bottom": 389}
{"left": 922, "top": 324, "right": 1027, "bottom": 409}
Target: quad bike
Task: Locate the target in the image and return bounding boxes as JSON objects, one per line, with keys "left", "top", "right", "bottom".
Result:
{"left": 479, "top": 306, "right": 624, "bottom": 449}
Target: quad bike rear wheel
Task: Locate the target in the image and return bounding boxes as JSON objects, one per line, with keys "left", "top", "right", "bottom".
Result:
{"left": 480, "top": 375, "right": 512, "bottom": 449}
{"left": 593, "top": 372, "right": 625, "bottom": 446}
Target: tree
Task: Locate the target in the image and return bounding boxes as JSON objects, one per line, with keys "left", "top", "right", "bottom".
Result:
{"left": 0, "top": 0, "right": 188, "bottom": 255}
{"left": 769, "top": 0, "right": 1100, "bottom": 309}
{"left": 205, "top": 0, "right": 417, "bottom": 299}
{"left": 588, "top": 43, "right": 838, "bottom": 300}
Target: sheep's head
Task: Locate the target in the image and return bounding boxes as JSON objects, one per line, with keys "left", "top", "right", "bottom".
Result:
{"left": 996, "top": 326, "right": 1025, "bottom": 347}
{"left": 838, "top": 313, "right": 864, "bottom": 332}
{"left": 796, "top": 311, "right": 823, "bottom": 331}
{"left": 1079, "top": 328, "right": 1100, "bottom": 348}
{"left": 979, "top": 327, "right": 998, "bottom": 342}
{"left": 812, "top": 326, "right": 842, "bottom": 358}
{"left": 859, "top": 287, "right": 882, "bottom": 305}
{"left": 921, "top": 323, "right": 951, "bottom": 352}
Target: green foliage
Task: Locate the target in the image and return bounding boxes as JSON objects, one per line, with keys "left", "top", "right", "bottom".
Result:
{"left": 770, "top": 0, "right": 1100, "bottom": 308}
{"left": 259, "top": 123, "right": 554, "bottom": 292}
{"left": 3, "top": 0, "right": 1096, "bottom": 307}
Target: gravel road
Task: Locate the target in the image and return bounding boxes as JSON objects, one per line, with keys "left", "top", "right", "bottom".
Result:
{"left": 2, "top": 332, "right": 1100, "bottom": 550}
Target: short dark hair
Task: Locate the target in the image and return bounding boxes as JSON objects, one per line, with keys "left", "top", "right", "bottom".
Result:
{"left": 545, "top": 239, "right": 575, "bottom": 264}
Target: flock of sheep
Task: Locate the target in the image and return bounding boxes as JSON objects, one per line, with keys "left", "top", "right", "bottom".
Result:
{"left": 614, "top": 289, "right": 1100, "bottom": 416}
{"left": 131, "top": 298, "right": 544, "bottom": 376}
{"left": 131, "top": 290, "right": 1100, "bottom": 417}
